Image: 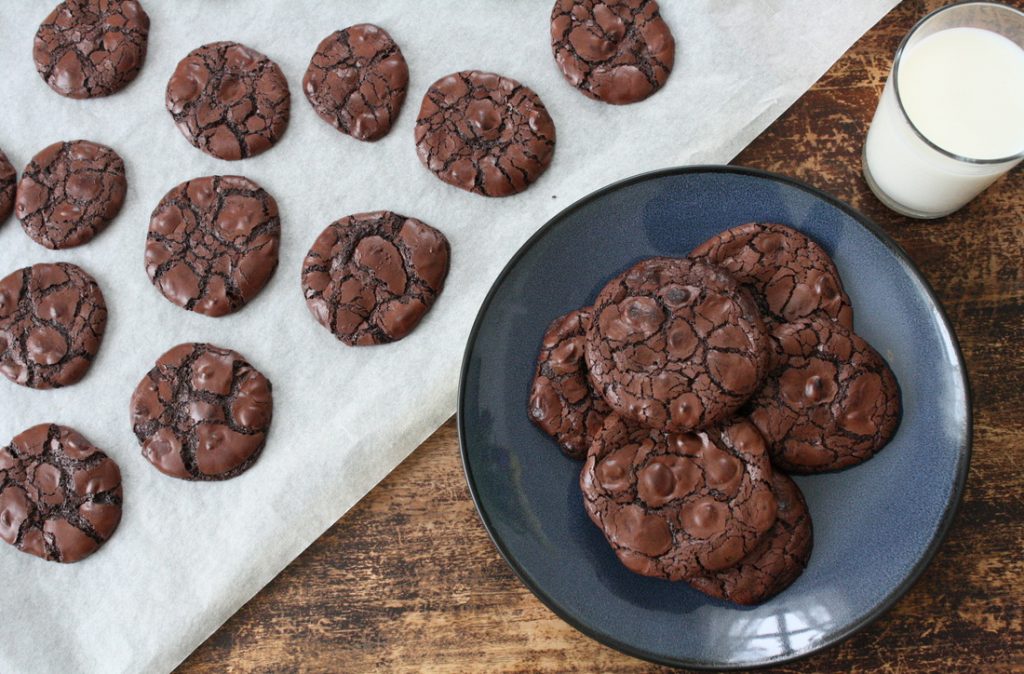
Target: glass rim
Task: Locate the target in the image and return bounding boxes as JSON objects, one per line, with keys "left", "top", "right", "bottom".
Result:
{"left": 893, "top": 0, "right": 1024, "bottom": 165}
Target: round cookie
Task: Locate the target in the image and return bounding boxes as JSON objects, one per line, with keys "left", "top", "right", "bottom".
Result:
{"left": 550, "top": 0, "right": 675, "bottom": 105}
{"left": 689, "top": 471, "right": 812, "bottom": 605}
{"left": 580, "top": 414, "right": 777, "bottom": 579}
{"left": 748, "top": 318, "right": 901, "bottom": 474}
{"left": 302, "top": 211, "right": 450, "bottom": 346}
{"left": 303, "top": 24, "right": 409, "bottom": 142}
{"left": 166, "top": 41, "right": 291, "bottom": 161}
{"left": 585, "top": 257, "right": 770, "bottom": 432}
{"left": 0, "top": 262, "right": 107, "bottom": 389}
{"left": 145, "top": 175, "right": 280, "bottom": 317}
{"left": 414, "top": 70, "right": 556, "bottom": 197}
{"left": 33, "top": 0, "right": 150, "bottom": 99}
{"left": 15, "top": 140, "right": 127, "bottom": 250}
{"left": 130, "top": 343, "right": 273, "bottom": 481}
{"left": 690, "top": 222, "right": 854, "bottom": 329}
{"left": 0, "top": 149, "right": 16, "bottom": 223}
{"left": 0, "top": 423, "right": 122, "bottom": 564}
{"left": 528, "top": 308, "right": 611, "bottom": 459}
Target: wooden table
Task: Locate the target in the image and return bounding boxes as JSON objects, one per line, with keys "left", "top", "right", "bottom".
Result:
{"left": 180, "top": 1, "right": 1024, "bottom": 671}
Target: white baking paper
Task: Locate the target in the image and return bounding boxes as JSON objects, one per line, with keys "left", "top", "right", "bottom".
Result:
{"left": 0, "top": 1, "right": 897, "bottom": 671}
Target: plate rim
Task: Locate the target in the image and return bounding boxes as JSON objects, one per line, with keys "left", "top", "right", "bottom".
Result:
{"left": 456, "top": 165, "right": 973, "bottom": 670}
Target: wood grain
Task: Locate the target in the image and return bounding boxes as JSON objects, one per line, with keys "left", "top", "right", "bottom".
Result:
{"left": 179, "top": 1, "right": 1024, "bottom": 671}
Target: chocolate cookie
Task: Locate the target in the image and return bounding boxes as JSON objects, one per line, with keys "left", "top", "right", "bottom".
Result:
{"left": 33, "top": 0, "right": 150, "bottom": 99}
{"left": 748, "top": 318, "right": 901, "bottom": 474}
{"left": 528, "top": 308, "right": 611, "bottom": 459}
{"left": 580, "top": 415, "right": 776, "bottom": 579}
{"left": 302, "top": 211, "right": 450, "bottom": 346}
{"left": 303, "top": 24, "right": 409, "bottom": 142}
{"left": 585, "top": 257, "right": 769, "bottom": 432}
{"left": 145, "top": 175, "right": 280, "bottom": 317}
{"left": 550, "top": 0, "right": 675, "bottom": 105}
{"left": 166, "top": 41, "right": 291, "bottom": 161}
{"left": 414, "top": 70, "right": 556, "bottom": 197}
{"left": 690, "top": 222, "right": 854, "bottom": 329}
{"left": 0, "top": 262, "right": 107, "bottom": 389}
{"left": 689, "top": 471, "right": 812, "bottom": 605}
{"left": 130, "top": 343, "right": 273, "bottom": 481}
{"left": 15, "top": 140, "right": 127, "bottom": 250}
{"left": 0, "top": 424, "right": 122, "bottom": 564}
{"left": 0, "top": 149, "right": 15, "bottom": 223}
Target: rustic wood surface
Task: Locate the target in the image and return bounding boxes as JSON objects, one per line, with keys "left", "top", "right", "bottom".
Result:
{"left": 179, "top": 1, "right": 1024, "bottom": 671}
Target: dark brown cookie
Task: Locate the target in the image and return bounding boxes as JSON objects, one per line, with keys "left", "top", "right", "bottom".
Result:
{"left": 302, "top": 211, "right": 450, "bottom": 346}
{"left": 166, "top": 41, "right": 291, "bottom": 161}
{"left": 33, "top": 0, "right": 150, "bottom": 99}
{"left": 690, "top": 222, "right": 854, "bottom": 330}
{"left": 145, "top": 176, "right": 280, "bottom": 318}
{"left": 580, "top": 414, "right": 776, "bottom": 579}
{"left": 414, "top": 70, "right": 556, "bottom": 197}
{"left": 15, "top": 140, "right": 127, "bottom": 250}
{"left": 130, "top": 343, "right": 273, "bottom": 481}
{"left": 0, "top": 423, "right": 122, "bottom": 564}
{"left": 303, "top": 24, "right": 409, "bottom": 142}
{"left": 748, "top": 318, "right": 901, "bottom": 474}
{"left": 0, "top": 262, "right": 107, "bottom": 389}
{"left": 0, "top": 149, "right": 16, "bottom": 223}
{"left": 689, "top": 471, "right": 812, "bottom": 605}
{"left": 585, "top": 257, "right": 769, "bottom": 432}
{"left": 528, "top": 308, "right": 611, "bottom": 459}
{"left": 550, "top": 0, "right": 675, "bottom": 105}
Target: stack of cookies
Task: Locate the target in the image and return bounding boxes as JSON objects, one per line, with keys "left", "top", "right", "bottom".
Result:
{"left": 528, "top": 222, "right": 901, "bottom": 605}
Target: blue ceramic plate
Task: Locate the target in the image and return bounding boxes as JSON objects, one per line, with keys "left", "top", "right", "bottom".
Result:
{"left": 458, "top": 166, "right": 970, "bottom": 669}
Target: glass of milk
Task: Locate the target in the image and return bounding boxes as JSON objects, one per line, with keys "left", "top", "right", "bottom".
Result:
{"left": 863, "top": 2, "right": 1024, "bottom": 218}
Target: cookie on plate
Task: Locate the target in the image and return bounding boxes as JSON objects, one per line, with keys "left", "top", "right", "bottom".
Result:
{"left": 0, "top": 149, "right": 16, "bottom": 223}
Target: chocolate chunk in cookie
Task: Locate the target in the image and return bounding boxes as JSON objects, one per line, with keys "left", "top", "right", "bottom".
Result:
{"left": 145, "top": 175, "right": 280, "bottom": 317}
{"left": 0, "top": 149, "right": 15, "bottom": 223}
{"left": 15, "top": 140, "right": 127, "bottom": 250}
{"left": 585, "top": 257, "right": 769, "bottom": 432}
{"left": 529, "top": 308, "right": 611, "bottom": 459}
{"left": 0, "top": 423, "right": 122, "bottom": 563}
{"left": 748, "top": 318, "right": 901, "bottom": 474}
{"left": 302, "top": 211, "right": 450, "bottom": 346}
{"left": 130, "top": 343, "right": 273, "bottom": 481}
{"left": 580, "top": 414, "right": 776, "bottom": 579}
{"left": 166, "top": 41, "right": 291, "bottom": 161}
{"left": 690, "top": 222, "right": 854, "bottom": 330}
{"left": 303, "top": 24, "right": 409, "bottom": 142}
{"left": 0, "top": 262, "right": 107, "bottom": 389}
{"left": 550, "top": 0, "right": 675, "bottom": 105}
{"left": 33, "top": 0, "right": 150, "bottom": 99}
{"left": 414, "top": 70, "right": 556, "bottom": 197}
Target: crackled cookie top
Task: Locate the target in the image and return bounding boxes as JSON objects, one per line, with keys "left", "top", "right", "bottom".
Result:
{"left": 166, "top": 41, "right": 291, "bottom": 160}
{"left": 0, "top": 423, "right": 122, "bottom": 563}
{"left": 15, "top": 140, "right": 127, "bottom": 249}
{"left": 33, "top": 0, "right": 150, "bottom": 99}
{"left": 414, "top": 70, "right": 556, "bottom": 197}
{"left": 0, "top": 149, "right": 16, "bottom": 223}
{"left": 145, "top": 175, "right": 280, "bottom": 317}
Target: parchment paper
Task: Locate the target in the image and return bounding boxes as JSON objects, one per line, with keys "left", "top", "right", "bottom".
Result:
{"left": 0, "top": 1, "right": 897, "bottom": 671}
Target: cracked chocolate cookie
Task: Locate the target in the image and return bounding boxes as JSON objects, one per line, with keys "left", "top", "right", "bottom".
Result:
{"left": 580, "top": 414, "right": 776, "bottom": 579}
{"left": 302, "top": 211, "right": 450, "bottom": 346}
{"left": 33, "top": 0, "right": 150, "bottom": 99}
{"left": 690, "top": 222, "right": 854, "bottom": 330}
{"left": 0, "top": 423, "right": 122, "bottom": 564}
{"left": 748, "top": 318, "right": 901, "bottom": 474}
{"left": 585, "top": 257, "right": 769, "bottom": 432}
{"left": 145, "top": 175, "right": 280, "bottom": 317}
{"left": 0, "top": 262, "right": 107, "bottom": 389}
{"left": 15, "top": 140, "right": 127, "bottom": 250}
{"left": 551, "top": 0, "right": 675, "bottom": 105}
{"left": 130, "top": 343, "right": 273, "bottom": 481}
{"left": 166, "top": 41, "right": 291, "bottom": 161}
{"left": 689, "top": 471, "right": 812, "bottom": 605}
{"left": 0, "top": 149, "right": 16, "bottom": 223}
{"left": 303, "top": 24, "right": 409, "bottom": 142}
{"left": 414, "top": 70, "right": 556, "bottom": 197}
{"left": 528, "top": 308, "right": 611, "bottom": 459}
